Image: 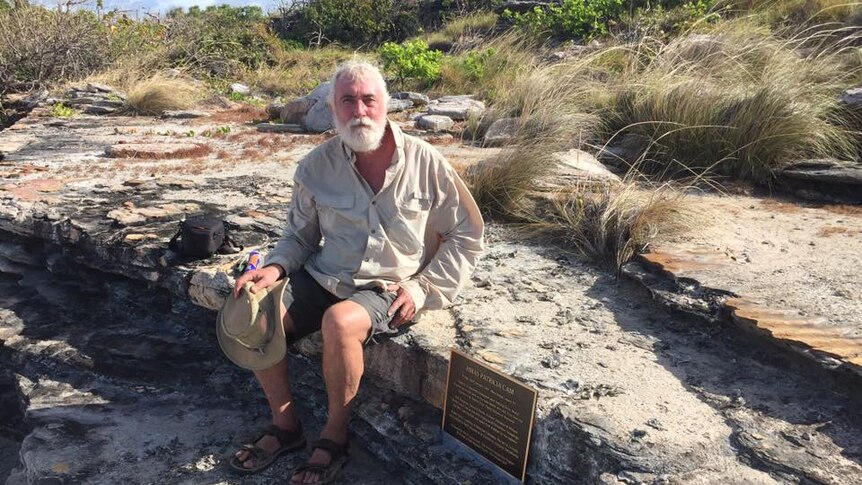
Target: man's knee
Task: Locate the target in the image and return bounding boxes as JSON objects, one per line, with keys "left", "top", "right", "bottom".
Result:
{"left": 321, "top": 303, "right": 370, "bottom": 344}
{"left": 281, "top": 306, "right": 297, "bottom": 334}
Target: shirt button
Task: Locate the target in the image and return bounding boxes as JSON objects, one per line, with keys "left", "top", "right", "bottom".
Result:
{"left": 371, "top": 201, "right": 376, "bottom": 205}
{"left": 371, "top": 229, "right": 376, "bottom": 234}
{"left": 364, "top": 258, "right": 370, "bottom": 262}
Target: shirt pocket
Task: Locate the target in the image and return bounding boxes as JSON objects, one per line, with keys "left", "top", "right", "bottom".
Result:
{"left": 388, "top": 191, "right": 432, "bottom": 255}
{"left": 316, "top": 194, "right": 358, "bottom": 235}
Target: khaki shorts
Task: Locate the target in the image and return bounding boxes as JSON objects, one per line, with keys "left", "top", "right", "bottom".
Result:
{"left": 281, "top": 267, "right": 411, "bottom": 345}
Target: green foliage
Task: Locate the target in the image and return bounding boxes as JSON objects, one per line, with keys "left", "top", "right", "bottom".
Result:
{"left": 0, "top": 6, "right": 112, "bottom": 89}
{"left": 51, "top": 103, "right": 75, "bottom": 118}
{"left": 504, "top": 0, "right": 625, "bottom": 40}
{"left": 379, "top": 40, "right": 443, "bottom": 88}
{"left": 277, "top": 0, "right": 419, "bottom": 47}
{"left": 164, "top": 5, "right": 280, "bottom": 77}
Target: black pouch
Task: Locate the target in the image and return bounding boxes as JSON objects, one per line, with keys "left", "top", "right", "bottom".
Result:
{"left": 169, "top": 216, "right": 242, "bottom": 258}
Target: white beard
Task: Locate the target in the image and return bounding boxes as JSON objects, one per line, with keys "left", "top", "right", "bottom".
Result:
{"left": 335, "top": 116, "right": 386, "bottom": 153}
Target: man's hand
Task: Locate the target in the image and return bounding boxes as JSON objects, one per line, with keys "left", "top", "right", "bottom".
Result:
{"left": 387, "top": 284, "right": 415, "bottom": 328}
{"left": 234, "top": 265, "right": 282, "bottom": 298}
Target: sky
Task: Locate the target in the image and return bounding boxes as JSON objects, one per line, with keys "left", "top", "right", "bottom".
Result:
{"left": 30, "top": 0, "right": 282, "bottom": 15}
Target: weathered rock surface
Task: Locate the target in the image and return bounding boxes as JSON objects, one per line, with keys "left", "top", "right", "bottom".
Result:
{"left": 265, "top": 102, "right": 285, "bottom": 121}
{"left": 839, "top": 86, "right": 862, "bottom": 108}
{"left": 416, "top": 115, "right": 454, "bottom": 132}
{"left": 303, "top": 82, "right": 333, "bottom": 133}
{"left": 393, "top": 92, "right": 430, "bottom": 106}
{"left": 280, "top": 97, "right": 315, "bottom": 124}
{"left": 105, "top": 143, "right": 208, "bottom": 159}
{"left": 387, "top": 98, "right": 413, "bottom": 113}
{"left": 2, "top": 105, "right": 862, "bottom": 485}
{"left": 229, "top": 83, "right": 250, "bottom": 95}
{"left": 256, "top": 122, "right": 304, "bottom": 133}
{"left": 161, "top": 110, "right": 209, "bottom": 119}
{"left": 483, "top": 117, "right": 520, "bottom": 146}
{"left": 623, "top": 193, "right": 862, "bottom": 378}
{"left": 427, "top": 96, "right": 485, "bottom": 121}
{"left": 552, "top": 149, "right": 621, "bottom": 183}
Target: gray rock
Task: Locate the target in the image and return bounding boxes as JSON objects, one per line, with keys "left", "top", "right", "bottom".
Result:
{"left": 552, "top": 149, "right": 621, "bottom": 182}
{"left": 84, "top": 105, "right": 118, "bottom": 115}
{"left": 393, "top": 92, "right": 430, "bottom": 106}
{"left": 839, "top": 87, "right": 862, "bottom": 108}
{"left": 281, "top": 96, "right": 315, "bottom": 124}
{"left": 86, "top": 82, "right": 114, "bottom": 93}
{"left": 266, "top": 102, "right": 286, "bottom": 121}
{"left": 229, "top": 83, "right": 250, "bottom": 95}
{"left": 781, "top": 159, "right": 862, "bottom": 186}
{"left": 256, "top": 122, "right": 304, "bottom": 133}
{"left": 483, "top": 117, "right": 520, "bottom": 147}
{"left": 427, "top": 97, "right": 485, "bottom": 120}
{"left": 160, "top": 110, "right": 208, "bottom": 119}
{"left": 303, "top": 82, "right": 334, "bottom": 133}
{"left": 416, "top": 115, "right": 454, "bottom": 132}
{"left": 387, "top": 98, "right": 413, "bottom": 113}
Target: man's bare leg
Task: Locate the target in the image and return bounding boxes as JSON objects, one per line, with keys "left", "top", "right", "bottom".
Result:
{"left": 235, "top": 307, "right": 301, "bottom": 469}
{"left": 292, "top": 301, "right": 371, "bottom": 484}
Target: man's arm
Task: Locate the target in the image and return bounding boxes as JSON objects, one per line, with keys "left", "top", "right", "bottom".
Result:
{"left": 399, "top": 163, "right": 485, "bottom": 313}
{"left": 264, "top": 176, "right": 321, "bottom": 278}
{"left": 234, "top": 173, "right": 320, "bottom": 296}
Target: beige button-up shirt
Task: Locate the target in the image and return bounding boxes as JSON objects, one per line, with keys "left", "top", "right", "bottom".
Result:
{"left": 265, "top": 120, "right": 484, "bottom": 312}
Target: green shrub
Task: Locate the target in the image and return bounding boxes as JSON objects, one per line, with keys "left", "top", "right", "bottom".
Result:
{"left": 164, "top": 5, "right": 281, "bottom": 77}
{"left": 504, "top": 0, "right": 626, "bottom": 40}
{"left": 379, "top": 40, "right": 443, "bottom": 89}
{"left": 51, "top": 103, "right": 75, "bottom": 118}
{"left": 0, "top": 6, "right": 112, "bottom": 90}
{"left": 276, "top": 0, "right": 419, "bottom": 47}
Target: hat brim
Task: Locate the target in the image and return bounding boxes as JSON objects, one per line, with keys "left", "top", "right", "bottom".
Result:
{"left": 216, "top": 279, "right": 288, "bottom": 370}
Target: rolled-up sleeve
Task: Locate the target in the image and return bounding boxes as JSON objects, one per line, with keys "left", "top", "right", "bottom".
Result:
{"left": 402, "top": 163, "right": 484, "bottom": 311}
{"left": 264, "top": 170, "right": 321, "bottom": 276}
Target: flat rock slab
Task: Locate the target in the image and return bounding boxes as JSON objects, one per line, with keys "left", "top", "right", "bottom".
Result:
{"left": 105, "top": 143, "right": 209, "bottom": 159}
{"left": 2, "top": 105, "right": 862, "bottom": 484}
{"left": 256, "top": 122, "right": 304, "bottom": 133}
{"left": 625, "top": 194, "right": 862, "bottom": 377}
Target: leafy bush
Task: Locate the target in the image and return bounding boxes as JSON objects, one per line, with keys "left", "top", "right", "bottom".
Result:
{"left": 164, "top": 6, "right": 281, "bottom": 77}
{"left": 379, "top": 40, "right": 443, "bottom": 89}
{"left": 504, "top": 0, "right": 626, "bottom": 40}
{"left": 0, "top": 6, "right": 112, "bottom": 91}
{"left": 51, "top": 103, "right": 75, "bottom": 118}
{"left": 276, "top": 0, "right": 419, "bottom": 47}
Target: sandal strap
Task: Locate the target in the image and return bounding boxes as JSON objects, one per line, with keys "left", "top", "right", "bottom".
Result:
{"left": 262, "top": 423, "right": 304, "bottom": 447}
{"left": 310, "top": 438, "right": 348, "bottom": 459}
{"left": 293, "top": 463, "right": 329, "bottom": 475}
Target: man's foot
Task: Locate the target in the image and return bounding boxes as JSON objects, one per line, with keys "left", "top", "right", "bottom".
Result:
{"left": 230, "top": 423, "right": 306, "bottom": 474}
{"left": 290, "top": 435, "right": 349, "bottom": 484}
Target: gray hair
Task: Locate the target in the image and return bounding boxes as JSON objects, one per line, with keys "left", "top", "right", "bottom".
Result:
{"left": 326, "top": 60, "right": 390, "bottom": 108}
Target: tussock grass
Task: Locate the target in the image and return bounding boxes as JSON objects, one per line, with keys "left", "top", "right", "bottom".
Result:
{"left": 125, "top": 73, "right": 204, "bottom": 115}
{"left": 240, "top": 47, "right": 354, "bottom": 98}
{"left": 527, "top": 181, "right": 695, "bottom": 270}
{"left": 480, "top": 19, "right": 860, "bottom": 185}
{"left": 434, "top": 32, "right": 537, "bottom": 102}
{"left": 423, "top": 11, "right": 499, "bottom": 51}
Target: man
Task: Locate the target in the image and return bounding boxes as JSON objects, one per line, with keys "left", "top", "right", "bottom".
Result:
{"left": 225, "top": 61, "right": 484, "bottom": 484}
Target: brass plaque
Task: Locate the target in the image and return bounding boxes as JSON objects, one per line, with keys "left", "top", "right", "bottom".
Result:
{"left": 442, "top": 349, "right": 538, "bottom": 482}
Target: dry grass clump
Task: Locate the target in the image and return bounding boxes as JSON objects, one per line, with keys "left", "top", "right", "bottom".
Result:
{"left": 481, "top": 19, "right": 860, "bottom": 185}
{"left": 423, "top": 11, "right": 499, "bottom": 51}
{"left": 529, "top": 182, "right": 695, "bottom": 269}
{"left": 125, "top": 73, "right": 204, "bottom": 115}
{"left": 240, "top": 47, "right": 354, "bottom": 98}
{"left": 434, "top": 33, "right": 537, "bottom": 103}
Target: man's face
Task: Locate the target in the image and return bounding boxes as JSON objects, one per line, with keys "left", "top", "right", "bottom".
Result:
{"left": 332, "top": 74, "right": 388, "bottom": 153}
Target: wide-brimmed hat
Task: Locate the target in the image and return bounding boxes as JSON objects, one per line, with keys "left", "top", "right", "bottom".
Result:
{"left": 217, "top": 280, "right": 288, "bottom": 370}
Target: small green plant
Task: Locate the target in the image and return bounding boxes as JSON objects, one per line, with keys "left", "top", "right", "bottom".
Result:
{"left": 379, "top": 40, "right": 443, "bottom": 89}
{"left": 504, "top": 0, "right": 624, "bottom": 40}
{"left": 51, "top": 103, "right": 75, "bottom": 118}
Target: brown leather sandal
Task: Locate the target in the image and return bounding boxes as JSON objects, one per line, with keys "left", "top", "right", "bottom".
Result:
{"left": 229, "top": 423, "right": 306, "bottom": 474}
{"left": 289, "top": 438, "right": 350, "bottom": 484}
